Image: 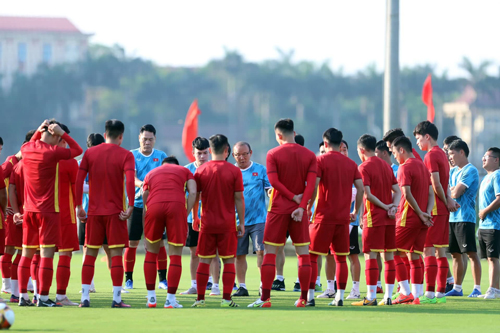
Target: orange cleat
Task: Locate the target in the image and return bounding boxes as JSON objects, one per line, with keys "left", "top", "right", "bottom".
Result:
{"left": 393, "top": 293, "right": 414, "bottom": 305}
{"left": 376, "top": 287, "right": 384, "bottom": 294}
{"left": 411, "top": 297, "right": 421, "bottom": 305}
{"left": 295, "top": 299, "right": 306, "bottom": 307}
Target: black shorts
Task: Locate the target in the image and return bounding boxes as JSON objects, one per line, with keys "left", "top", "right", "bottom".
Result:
{"left": 79, "top": 219, "right": 107, "bottom": 246}
{"left": 185, "top": 223, "right": 199, "bottom": 247}
{"left": 449, "top": 222, "right": 477, "bottom": 254}
{"left": 349, "top": 226, "right": 360, "bottom": 255}
{"left": 478, "top": 228, "right": 500, "bottom": 259}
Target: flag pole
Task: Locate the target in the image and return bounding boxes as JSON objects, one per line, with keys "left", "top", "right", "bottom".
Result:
{"left": 383, "top": 0, "right": 400, "bottom": 134}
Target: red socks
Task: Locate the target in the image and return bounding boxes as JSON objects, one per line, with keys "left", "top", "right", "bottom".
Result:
{"left": 144, "top": 251, "right": 158, "bottom": 291}
{"left": 111, "top": 256, "right": 124, "bottom": 287}
{"left": 410, "top": 259, "right": 423, "bottom": 286}
{"left": 81, "top": 255, "right": 96, "bottom": 285}
{"left": 56, "top": 255, "right": 72, "bottom": 295}
{"left": 12, "top": 254, "right": 20, "bottom": 281}
{"left": 167, "top": 255, "right": 182, "bottom": 295}
{"left": 0, "top": 253, "right": 13, "bottom": 279}
{"left": 124, "top": 247, "right": 136, "bottom": 274}
{"left": 334, "top": 255, "right": 348, "bottom": 290}
{"left": 30, "top": 254, "right": 40, "bottom": 283}
{"left": 365, "top": 258, "right": 379, "bottom": 286}
{"left": 437, "top": 257, "right": 449, "bottom": 293}
{"left": 18, "top": 256, "right": 32, "bottom": 294}
{"left": 401, "top": 255, "right": 411, "bottom": 279}
{"left": 424, "top": 256, "right": 438, "bottom": 292}
{"left": 384, "top": 260, "right": 396, "bottom": 284}
{"left": 196, "top": 262, "right": 210, "bottom": 301}
{"left": 394, "top": 255, "right": 408, "bottom": 282}
{"left": 39, "top": 257, "right": 54, "bottom": 296}
{"left": 157, "top": 247, "right": 168, "bottom": 271}
{"left": 297, "top": 255, "right": 311, "bottom": 301}
{"left": 309, "top": 254, "right": 319, "bottom": 290}
{"left": 222, "top": 263, "right": 236, "bottom": 301}
{"left": 260, "top": 253, "right": 276, "bottom": 301}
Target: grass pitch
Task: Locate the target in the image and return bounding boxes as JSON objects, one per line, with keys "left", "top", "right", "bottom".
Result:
{"left": 10, "top": 253, "right": 500, "bottom": 332}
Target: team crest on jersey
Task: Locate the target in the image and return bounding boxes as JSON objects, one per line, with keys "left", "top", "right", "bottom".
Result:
{"left": 153, "top": 158, "right": 159, "bottom": 162}
{"left": 252, "top": 172, "right": 258, "bottom": 176}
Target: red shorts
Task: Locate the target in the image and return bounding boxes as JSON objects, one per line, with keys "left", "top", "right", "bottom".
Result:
{"left": 264, "top": 212, "right": 310, "bottom": 246}
{"left": 58, "top": 222, "right": 80, "bottom": 252}
{"left": 5, "top": 215, "right": 22, "bottom": 249}
{"left": 86, "top": 215, "right": 128, "bottom": 249}
{"left": 425, "top": 214, "right": 449, "bottom": 248}
{"left": 396, "top": 226, "right": 428, "bottom": 255}
{"left": 309, "top": 223, "right": 349, "bottom": 256}
{"left": 197, "top": 231, "right": 237, "bottom": 259}
{"left": 0, "top": 228, "right": 4, "bottom": 255}
{"left": 362, "top": 225, "right": 396, "bottom": 253}
{"left": 144, "top": 202, "right": 187, "bottom": 246}
{"left": 23, "top": 212, "right": 60, "bottom": 248}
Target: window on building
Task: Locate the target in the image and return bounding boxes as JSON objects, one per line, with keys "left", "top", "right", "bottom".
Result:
{"left": 43, "top": 43, "right": 52, "bottom": 63}
{"left": 65, "top": 41, "right": 79, "bottom": 62}
{"left": 18, "top": 42, "right": 27, "bottom": 72}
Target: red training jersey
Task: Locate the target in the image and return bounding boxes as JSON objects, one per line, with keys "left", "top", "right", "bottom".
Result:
{"left": 396, "top": 158, "right": 431, "bottom": 228}
{"left": 267, "top": 143, "right": 317, "bottom": 214}
{"left": 58, "top": 159, "right": 78, "bottom": 226}
{"left": 194, "top": 160, "right": 244, "bottom": 234}
{"left": 21, "top": 133, "right": 82, "bottom": 213}
{"left": 312, "top": 151, "right": 362, "bottom": 224}
{"left": 76, "top": 143, "right": 135, "bottom": 216}
{"left": 423, "top": 146, "right": 450, "bottom": 216}
{"left": 9, "top": 161, "right": 25, "bottom": 214}
{"left": 144, "top": 164, "right": 194, "bottom": 207}
{"left": 359, "top": 156, "right": 398, "bottom": 227}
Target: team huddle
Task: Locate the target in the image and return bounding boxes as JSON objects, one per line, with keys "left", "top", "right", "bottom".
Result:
{"left": 0, "top": 117, "right": 498, "bottom": 309}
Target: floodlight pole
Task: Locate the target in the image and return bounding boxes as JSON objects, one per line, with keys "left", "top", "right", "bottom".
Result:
{"left": 383, "top": 0, "right": 400, "bottom": 134}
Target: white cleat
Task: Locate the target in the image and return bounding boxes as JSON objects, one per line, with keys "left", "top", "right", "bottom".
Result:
{"left": 57, "top": 296, "right": 79, "bottom": 306}
{"left": 346, "top": 290, "right": 361, "bottom": 300}
{"left": 164, "top": 299, "right": 183, "bottom": 308}
{"left": 209, "top": 287, "right": 221, "bottom": 296}
{"left": 317, "top": 289, "right": 336, "bottom": 299}
{"left": 179, "top": 287, "right": 197, "bottom": 295}
{"left": 481, "top": 288, "right": 496, "bottom": 299}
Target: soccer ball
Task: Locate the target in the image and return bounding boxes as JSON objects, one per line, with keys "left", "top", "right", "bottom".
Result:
{"left": 0, "top": 303, "right": 14, "bottom": 329}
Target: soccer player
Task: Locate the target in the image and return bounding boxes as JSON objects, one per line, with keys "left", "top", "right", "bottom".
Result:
{"left": 375, "top": 140, "right": 398, "bottom": 177}
{"left": 191, "top": 134, "right": 245, "bottom": 308}
{"left": 76, "top": 119, "right": 135, "bottom": 308}
{"left": 477, "top": 147, "right": 500, "bottom": 299}
{"left": 306, "top": 129, "right": 363, "bottom": 307}
{"left": 445, "top": 139, "right": 482, "bottom": 297}
{"left": 390, "top": 136, "right": 434, "bottom": 305}
{"left": 0, "top": 153, "right": 7, "bottom": 303}
{"left": 248, "top": 119, "right": 317, "bottom": 308}
{"left": 16, "top": 119, "right": 83, "bottom": 307}
{"left": 443, "top": 135, "right": 461, "bottom": 168}
{"left": 232, "top": 142, "right": 271, "bottom": 297}
{"left": 413, "top": 121, "right": 458, "bottom": 303}
{"left": 295, "top": 134, "right": 305, "bottom": 147}
{"left": 383, "top": 128, "right": 423, "bottom": 162}
{"left": 352, "top": 134, "right": 401, "bottom": 306}
{"left": 124, "top": 124, "right": 168, "bottom": 290}
{"left": 142, "top": 156, "right": 197, "bottom": 308}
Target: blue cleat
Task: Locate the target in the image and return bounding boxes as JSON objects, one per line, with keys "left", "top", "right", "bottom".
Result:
{"left": 124, "top": 279, "right": 133, "bottom": 290}
{"left": 445, "top": 289, "right": 463, "bottom": 297}
{"left": 158, "top": 280, "right": 168, "bottom": 290}
{"left": 206, "top": 282, "right": 213, "bottom": 290}
{"left": 468, "top": 288, "right": 481, "bottom": 298}
{"left": 233, "top": 283, "right": 238, "bottom": 291}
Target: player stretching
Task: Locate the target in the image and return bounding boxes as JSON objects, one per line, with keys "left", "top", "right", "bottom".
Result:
{"left": 248, "top": 119, "right": 317, "bottom": 308}
{"left": 124, "top": 124, "right": 168, "bottom": 290}
{"left": 142, "top": 156, "right": 197, "bottom": 308}
{"left": 352, "top": 134, "right": 400, "bottom": 306}
{"left": 191, "top": 134, "right": 245, "bottom": 308}
{"left": 76, "top": 120, "right": 135, "bottom": 308}
{"left": 390, "top": 137, "right": 434, "bottom": 305}
{"left": 17, "top": 120, "right": 83, "bottom": 307}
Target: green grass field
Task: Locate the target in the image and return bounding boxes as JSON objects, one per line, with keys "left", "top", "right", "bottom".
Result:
{"left": 9, "top": 253, "right": 500, "bottom": 332}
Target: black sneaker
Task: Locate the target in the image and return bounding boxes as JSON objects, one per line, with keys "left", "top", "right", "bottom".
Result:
{"left": 445, "top": 283, "right": 454, "bottom": 293}
{"left": 306, "top": 299, "right": 315, "bottom": 307}
{"left": 206, "top": 282, "right": 213, "bottom": 290}
{"left": 385, "top": 297, "right": 392, "bottom": 305}
{"left": 329, "top": 299, "right": 343, "bottom": 307}
{"left": 293, "top": 282, "right": 301, "bottom": 292}
{"left": 37, "top": 298, "right": 62, "bottom": 307}
{"left": 271, "top": 279, "right": 285, "bottom": 291}
{"left": 18, "top": 298, "right": 35, "bottom": 307}
{"left": 232, "top": 287, "right": 249, "bottom": 297}
{"left": 79, "top": 300, "right": 90, "bottom": 308}
{"left": 111, "top": 300, "right": 131, "bottom": 308}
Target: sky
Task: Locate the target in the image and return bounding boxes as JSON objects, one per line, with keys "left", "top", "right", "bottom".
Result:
{"left": 1, "top": 0, "right": 499, "bottom": 77}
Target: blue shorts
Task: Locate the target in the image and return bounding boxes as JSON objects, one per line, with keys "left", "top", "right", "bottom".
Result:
{"left": 237, "top": 223, "right": 265, "bottom": 256}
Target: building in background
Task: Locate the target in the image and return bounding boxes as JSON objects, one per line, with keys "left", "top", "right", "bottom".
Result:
{"left": 0, "top": 16, "right": 91, "bottom": 90}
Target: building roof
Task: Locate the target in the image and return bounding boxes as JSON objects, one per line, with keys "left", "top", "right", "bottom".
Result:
{"left": 0, "top": 16, "right": 82, "bottom": 33}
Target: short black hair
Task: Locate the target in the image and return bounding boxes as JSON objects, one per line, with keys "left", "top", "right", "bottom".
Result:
{"left": 209, "top": 134, "right": 229, "bottom": 155}
{"left": 375, "top": 140, "right": 391, "bottom": 155}
{"left": 357, "top": 134, "right": 376, "bottom": 152}
{"left": 319, "top": 141, "right": 324, "bottom": 148}
{"left": 43, "top": 118, "right": 62, "bottom": 135}
{"left": 274, "top": 118, "right": 294, "bottom": 135}
{"left": 341, "top": 140, "right": 348, "bottom": 150}
{"left": 192, "top": 137, "right": 209, "bottom": 151}
{"left": 24, "top": 129, "right": 36, "bottom": 144}
{"left": 383, "top": 128, "right": 405, "bottom": 144}
{"left": 295, "top": 134, "right": 305, "bottom": 146}
{"left": 60, "top": 123, "right": 70, "bottom": 134}
{"left": 226, "top": 144, "right": 231, "bottom": 161}
{"left": 162, "top": 156, "right": 179, "bottom": 165}
{"left": 140, "top": 124, "right": 156, "bottom": 136}
{"left": 234, "top": 141, "right": 251, "bottom": 152}
{"left": 87, "top": 133, "right": 105, "bottom": 148}
{"left": 413, "top": 121, "right": 438, "bottom": 141}
{"left": 443, "top": 135, "right": 461, "bottom": 146}
{"left": 0, "top": 137, "right": 3, "bottom": 145}
{"left": 392, "top": 136, "right": 412, "bottom": 152}
{"left": 322, "top": 128, "right": 343, "bottom": 146}
{"left": 449, "top": 139, "right": 469, "bottom": 158}
{"left": 487, "top": 147, "right": 500, "bottom": 159}
{"left": 105, "top": 119, "right": 125, "bottom": 139}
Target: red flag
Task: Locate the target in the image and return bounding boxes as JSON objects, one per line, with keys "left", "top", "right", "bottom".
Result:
{"left": 182, "top": 99, "right": 201, "bottom": 162}
{"left": 422, "top": 74, "right": 435, "bottom": 122}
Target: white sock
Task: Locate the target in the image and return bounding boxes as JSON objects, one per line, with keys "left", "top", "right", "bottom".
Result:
{"left": 327, "top": 280, "right": 335, "bottom": 291}
{"left": 352, "top": 281, "right": 360, "bottom": 293}
{"left": 399, "top": 280, "right": 411, "bottom": 296}
{"left": 11, "top": 280, "right": 18, "bottom": 297}
{"left": 308, "top": 289, "right": 315, "bottom": 301}
{"left": 27, "top": 277, "right": 33, "bottom": 290}
{"left": 147, "top": 290, "right": 156, "bottom": 302}
{"left": 239, "top": 283, "right": 247, "bottom": 289}
{"left": 336, "top": 289, "right": 345, "bottom": 301}
{"left": 213, "top": 283, "right": 219, "bottom": 289}
{"left": 33, "top": 280, "right": 38, "bottom": 296}
{"left": 2, "top": 278, "right": 11, "bottom": 289}
{"left": 367, "top": 285, "right": 377, "bottom": 301}
{"left": 425, "top": 291, "right": 435, "bottom": 299}
{"left": 90, "top": 278, "right": 95, "bottom": 290}
{"left": 56, "top": 294, "right": 65, "bottom": 301}
{"left": 21, "top": 292, "right": 29, "bottom": 301}
{"left": 208, "top": 276, "right": 213, "bottom": 283}
{"left": 411, "top": 284, "right": 418, "bottom": 298}
{"left": 436, "top": 292, "right": 445, "bottom": 298}
{"left": 474, "top": 285, "right": 481, "bottom": 292}
{"left": 385, "top": 284, "right": 395, "bottom": 299}
{"left": 447, "top": 276, "right": 455, "bottom": 284}
{"left": 316, "top": 276, "right": 321, "bottom": 285}
{"left": 453, "top": 284, "right": 462, "bottom": 292}
{"left": 40, "top": 295, "right": 49, "bottom": 302}
{"left": 295, "top": 277, "right": 300, "bottom": 283}
{"left": 81, "top": 284, "right": 90, "bottom": 302}
{"left": 191, "top": 280, "right": 197, "bottom": 288}
{"left": 276, "top": 275, "right": 284, "bottom": 282}
{"left": 377, "top": 281, "right": 382, "bottom": 288}
{"left": 113, "top": 286, "right": 122, "bottom": 303}
{"left": 167, "top": 293, "right": 176, "bottom": 303}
